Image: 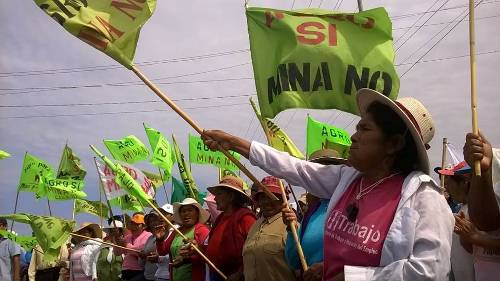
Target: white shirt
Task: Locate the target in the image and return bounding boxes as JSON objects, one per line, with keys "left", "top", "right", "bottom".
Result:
{"left": 249, "top": 141, "right": 454, "bottom": 281}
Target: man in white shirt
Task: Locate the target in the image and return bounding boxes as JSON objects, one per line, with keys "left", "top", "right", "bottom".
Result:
{"left": 0, "top": 218, "right": 21, "bottom": 281}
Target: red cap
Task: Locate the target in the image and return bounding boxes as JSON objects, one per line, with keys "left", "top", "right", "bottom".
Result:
{"left": 254, "top": 176, "right": 285, "bottom": 198}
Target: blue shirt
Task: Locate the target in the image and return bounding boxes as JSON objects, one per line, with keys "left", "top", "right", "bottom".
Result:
{"left": 284, "top": 199, "right": 328, "bottom": 270}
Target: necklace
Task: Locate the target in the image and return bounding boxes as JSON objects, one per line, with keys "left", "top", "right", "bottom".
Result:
{"left": 346, "top": 173, "right": 400, "bottom": 222}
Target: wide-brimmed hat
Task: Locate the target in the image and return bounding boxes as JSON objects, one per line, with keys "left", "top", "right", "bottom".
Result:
{"left": 74, "top": 222, "right": 103, "bottom": 239}
{"left": 357, "top": 88, "right": 435, "bottom": 174}
{"left": 434, "top": 161, "right": 472, "bottom": 176}
{"left": 160, "top": 204, "right": 174, "bottom": 215}
{"left": 253, "top": 176, "right": 285, "bottom": 199}
{"left": 207, "top": 175, "right": 251, "bottom": 199}
{"left": 173, "top": 198, "right": 210, "bottom": 225}
{"left": 309, "top": 149, "right": 347, "bottom": 165}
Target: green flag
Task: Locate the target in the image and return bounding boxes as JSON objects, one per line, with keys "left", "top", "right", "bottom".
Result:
{"left": 41, "top": 178, "right": 87, "bottom": 200}
{"left": 0, "top": 230, "right": 38, "bottom": 251}
{"left": 172, "top": 135, "right": 200, "bottom": 203}
{"left": 171, "top": 176, "right": 188, "bottom": 203}
{"left": 142, "top": 170, "right": 168, "bottom": 190}
{"left": 33, "top": 0, "right": 157, "bottom": 69}
{"left": 57, "top": 144, "right": 86, "bottom": 180}
{"left": 110, "top": 195, "right": 143, "bottom": 212}
{"left": 18, "top": 153, "right": 54, "bottom": 193}
{"left": 250, "top": 98, "right": 305, "bottom": 159}
{"left": 306, "top": 115, "right": 352, "bottom": 158}
{"left": 74, "top": 199, "right": 109, "bottom": 217}
{"left": 188, "top": 135, "right": 241, "bottom": 171}
{"left": 143, "top": 124, "right": 175, "bottom": 179}
{"left": 104, "top": 135, "right": 150, "bottom": 164}
{"left": 0, "top": 150, "right": 11, "bottom": 160}
{"left": 0, "top": 213, "right": 75, "bottom": 262}
{"left": 247, "top": 7, "right": 399, "bottom": 118}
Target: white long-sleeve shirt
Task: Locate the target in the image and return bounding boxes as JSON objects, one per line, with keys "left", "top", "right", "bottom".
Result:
{"left": 249, "top": 141, "right": 454, "bottom": 281}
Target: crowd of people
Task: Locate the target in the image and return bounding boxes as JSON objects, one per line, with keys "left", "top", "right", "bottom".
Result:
{"left": 1, "top": 89, "right": 499, "bottom": 280}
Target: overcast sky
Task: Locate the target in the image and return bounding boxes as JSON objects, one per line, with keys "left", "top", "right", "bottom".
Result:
{"left": 1, "top": 0, "right": 499, "bottom": 235}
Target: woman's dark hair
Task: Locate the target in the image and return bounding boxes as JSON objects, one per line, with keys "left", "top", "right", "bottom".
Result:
{"left": 366, "top": 101, "right": 419, "bottom": 174}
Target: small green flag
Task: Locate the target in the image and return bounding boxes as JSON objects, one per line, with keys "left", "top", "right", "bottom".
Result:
{"left": 75, "top": 199, "right": 109, "bottom": 218}
{"left": 0, "top": 230, "right": 38, "bottom": 251}
{"left": 144, "top": 124, "right": 175, "bottom": 179}
{"left": 110, "top": 195, "right": 143, "bottom": 212}
{"left": 32, "top": 0, "right": 157, "bottom": 69}
{"left": 188, "top": 134, "right": 241, "bottom": 171}
{"left": 142, "top": 170, "right": 168, "bottom": 190}
{"left": 250, "top": 98, "right": 305, "bottom": 159}
{"left": 171, "top": 177, "right": 188, "bottom": 203}
{"left": 306, "top": 115, "right": 352, "bottom": 158}
{"left": 18, "top": 153, "right": 54, "bottom": 194}
{"left": 0, "top": 213, "right": 75, "bottom": 262}
{"left": 0, "top": 150, "right": 11, "bottom": 160}
{"left": 247, "top": 7, "right": 399, "bottom": 118}
{"left": 104, "top": 135, "right": 150, "bottom": 164}
{"left": 40, "top": 178, "right": 87, "bottom": 200}
{"left": 172, "top": 135, "right": 201, "bottom": 203}
{"left": 57, "top": 144, "right": 86, "bottom": 180}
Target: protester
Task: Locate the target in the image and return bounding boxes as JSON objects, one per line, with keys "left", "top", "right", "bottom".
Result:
{"left": 114, "top": 212, "right": 152, "bottom": 281}
{"left": 242, "top": 176, "right": 296, "bottom": 281}
{"left": 462, "top": 132, "right": 500, "bottom": 281}
{"left": 70, "top": 223, "right": 102, "bottom": 281}
{"left": 28, "top": 243, "right": 69, "bottom": 281}
{"left": 91, "top": 220, "right": 124, "bottom": 281}
{"left": 156, "top": 198, "right": 210, "bottom": 281}
{"left": 205, "top": 176, "right": 256, "bottom": 281}
{"left": 435, "top": 162, "right": 475, "bottom": 281}
{"left": 284, "top": 149, "right": 347, "bottom": 281}
{"left": 141, "top": 213, "right": 160, "bottom": 281}
{"left": 297, "top": 193, "right": 308, "bottom": 215}
{"left": 202, "top": 88, "right": 454, "bottom": 280}
{"left": 0, "top": 218, "right": 21, "bottom": 281}
{"left": 148, "top": 204, "right": 175, "bottom": 281}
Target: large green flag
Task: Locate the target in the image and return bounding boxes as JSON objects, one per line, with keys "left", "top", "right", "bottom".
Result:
{"left": 306, "top": 115, "right": 352, "bottom": 158}
{"left": 247, "top": 7, "right": 399, "bottom": 118}
{"left": 171, "top": 177, "right": 188, "bottom": 203}
{"left": 0, "top": 230, "right": 38, "bottom": 251}
{"left": 0, "top": 214, "right": 75, "bottom": 262}
{"left": 0, "top": 150, "right": 11, "bottom": 160}
{"left": 75, "top": 199, "right": 109, "bottom": 218}
{"left": 172, "top": 135, "right": 200, "bottom": 203}
{"left": 18, "top": 153, "right": 54, "bottom": 193}
{"left": 33, "top": 0, "right": 157, "bottom": 69}
{"left": 57, "top": 144, "right": 86, "bottom": 180}
{"left": 104, "top": 135, "right": 150, "bottom": 164}
{"left": 143, "top": 124, "right": 175, "bottom": 179}
{"left": 250, "top": 98, "right": 305, "bottom": 159}
{"left": 188, "top": 135, "right": 241, "bottom": 171}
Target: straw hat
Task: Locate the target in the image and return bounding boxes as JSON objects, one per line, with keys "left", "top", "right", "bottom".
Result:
{"left": 309, "top": 149, "right": 347, "bottom": 165}
{"left": 173, "top": 198, "right": 210, "bottom": 225}
{"left": 207, "top": 175, "right": 251, "bottom": 199}
{"left": 74, "top": 222, "right": 103, "bottom": 239}
{"left": 357, "top": 88, "right": 435, "bottom": 174}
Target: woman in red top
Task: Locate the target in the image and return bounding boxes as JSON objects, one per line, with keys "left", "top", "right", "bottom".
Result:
{"left": 206, "top": 176, "right": 257, "bottom": 281}
{"left": 155, "top": 198, "right": 210, "bottom": 281}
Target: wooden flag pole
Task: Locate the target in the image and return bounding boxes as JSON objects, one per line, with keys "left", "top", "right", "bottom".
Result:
{"left": 468, "top": 0, "right": 481, "bottom": 176}
{"left": 90, "top": 146, "right": 228, "bottom": 280}
{"left": 278, "top": 180, "right": 308, "bottom": 271}
{"left": 70, "top": 233, "right": 140, "bottom": 253}
{"left": 131, "top": 66, "right": 278, "bottom": 201}
{"left": 440, "top": 138, "right": 448, "bottom": 192}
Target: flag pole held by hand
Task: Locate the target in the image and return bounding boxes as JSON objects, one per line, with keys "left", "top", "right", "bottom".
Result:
{"left": 468, "top": 0, "right": 481, "bottom": 176}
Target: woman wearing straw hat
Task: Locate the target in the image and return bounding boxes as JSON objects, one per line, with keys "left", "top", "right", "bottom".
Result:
{"left": 205, "top": 176, "right": 257, "bottom": 281}
{"left": 155, "top": 198, "right": 209, "bottom": 281}
{"left": 242, "top": 176, "right": 296, "bottom": 281}
{"left": 202, "top": 89, "right": 454, "bottom": 280}
{"left": 70, "top": 223, "right": 102, "bottom": 281}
